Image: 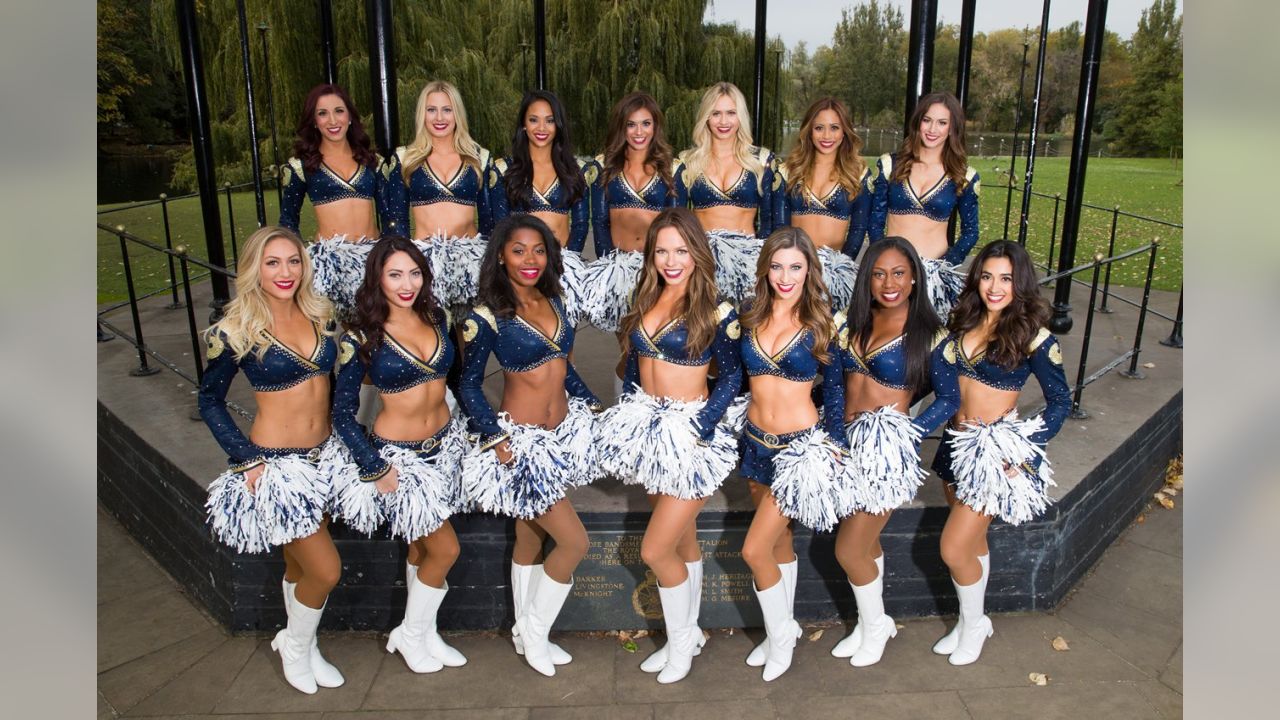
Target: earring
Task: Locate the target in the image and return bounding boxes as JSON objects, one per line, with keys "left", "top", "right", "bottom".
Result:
{"left": 911, "top": 279, "right": 916, "bottom": 284}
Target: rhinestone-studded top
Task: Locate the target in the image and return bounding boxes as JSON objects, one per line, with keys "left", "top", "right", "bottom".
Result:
{"left": 488, "top": 157, "right": 592, "bottom": 253}
{"left": 679, "top": 146, "right": 784, "bottom": 238}
{"left": 738, "top": 305, "right": 846, "bottom": 444}
{"left": 868, "top": 153, "right": 981, "bottom": 266}
{"left": 589, "top": 156, "right": 685, "bottom": 257}
{"left": 382, "top": 147, "right": 495, "bottom": 236}
{"left": 777, "top": 166, "right": 873, "bottom": 259}
{"left": 278, "top": 156, "right": 390, "bottom": 235}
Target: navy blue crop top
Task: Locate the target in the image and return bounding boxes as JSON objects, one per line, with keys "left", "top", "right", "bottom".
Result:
{"left": 777, "top": 166, "right": 873, "bottom": 259}
{"left": 488, "top": 157, "right": 591, "bottom": 253}
{"left": 331, "top": 308, "right": 453, "bottom": 480}
{"left": 278, "top": 156, "right": 391, "bottom": 236}
{"left": 589, "top": 156, "right": 685, "bottom": 257}
{"left": 938, "top": 328, "right": 1071, "bottom": 447}
{"left": 868, "top": 153, "right": 981, "bottom": 266}
{"left": 833, "top": 312, "right": 959, "bottom": 436}
{"left": 383, "top": 147, "right": 495, "bottom": 236}
{"left": 458, "top": 295, "right": 602, "bottom": 448}
{"left": 198, "top": 322, "right": 338, "bottom": 468}
{"left": 678, "top": 146, "right": 783, "bottom": 238}
{"left": 739, "top": 309, "right": 846, "bottom": 446}
{"left": 622, "top": 300, "right": 744, "bottom": 441}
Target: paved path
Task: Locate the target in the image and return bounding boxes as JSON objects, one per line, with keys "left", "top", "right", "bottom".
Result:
{"left": 98, "top": 499, "right": 1182, "bottom": 719}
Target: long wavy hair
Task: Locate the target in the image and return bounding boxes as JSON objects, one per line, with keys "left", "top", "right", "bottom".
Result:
{"left": 741, "top": 226, "right": 834, "bottom": 365}
{"left": 292, "top": 83, "right": 377, "bottom": 174}
{"left": 949, "top": 240, "right": 1049, "bottom": 369}
{"left": 211, "top": 226, "right": 333, "bottom": 361}
{"left": 349, "top": 235, "right": 438, "bottom": 365}
{"left": 477, "top": 214, "right": 565, "bottom": 319}
{"left": 619, "top": 208, "right": 719, "bottom": 359}
{"left": 784, "top": 97, "right": 866, "bottom": 200}
{"left": 891, "top": 91, "right": 970, "bottom": 193}
{"left": 846, "top": 237, "right": 941, "bottom": 394}
{"left": 503, "top": 89, "right": 585, "bottom": 208}
{"left": 600, "top": 91, "right": 675, "bottom": 196}
{"left": 400, "top": 80, "right": 484, "bottom": 182}
{"left": 680, "top": 82, "right": 764, "bottom": 187}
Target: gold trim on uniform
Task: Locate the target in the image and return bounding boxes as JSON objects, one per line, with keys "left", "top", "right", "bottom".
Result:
{"left": 583, "top": 161, "right": 599, "bottom": 186}
{"left": 206, "top": 332, "right": 225, "bottom": 360}
{"left": 932, "top": 328, "right": 949, "bottom": 350}
{"left": 1048, "top": 342, "right": 1063, "bottom": 366}
{"left": 943, "top": 338, "right": 957, "bottom": 364}
{"left": 462, "top": 319, "right": 479, "bottom": 343}
{"left": 716, "top": 301, "right": 734, "bottom": 322}
{"left": 473, "top": 304, "right": 498, "bottom": 332}
{"left": 1029, "top": 327, "right": 1052, "bottom": 353}
{"left": 726, "top": 319, "right": 741, "bottom": 340}
{"left": 338, "top": 340, "right": 356, "bottom": 366}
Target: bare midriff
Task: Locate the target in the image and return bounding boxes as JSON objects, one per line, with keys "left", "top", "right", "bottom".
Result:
{"left": 885, "top": 213, "right": 948, "bottom": 260}
{"left": 500, "top": 359, "right": 570, "bottom": 429}
{"left": 791, "top": 214, "right": 850, "bottom": 253}
{"left": 411, "top": 203, "right": 478, "bottom": 239}
{"left": 746, "top": 375, "right": 819, "bottom": 435}
{"left": 314, "top": 199, "right": 378, "bottom": 240}
{"left": 638, "top": 357, "right": 710, "bottom": 403}
{"left": 373, "top": 379, "right": 452, "bottom": 442}
{"left": 250, "top": 375, "right": 333, "bottom": 449}
{"left": 953, "top": 376, "right": 1020, "bottom": 427}
{"left": 843, "top": 373, "right": 911, "bottom": 421}
{"left": 530, "top": 211, "right": 571, "bottom": 247}
{"left": 609, "top": 207, "right": 661, "bottom": 253}
{"left": 695, "top": 207, "right": 756, "bottom": 236}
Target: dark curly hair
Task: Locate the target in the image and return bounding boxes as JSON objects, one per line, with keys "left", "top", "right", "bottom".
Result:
{"left": 948, "top": 240, "right": 1049, "bottom": 369}
{"left": 478, "top": 214, "right": 564, "bottom": 318}
{"left": 503, "top": 90, "right": 585, "bottom": 209}
{"left": 845, "top": 237, "right": 941, "bottom": 394}
{"left": 349, "top": 235, "right": 439, "bottom": 364}
{"left": 292, "top": 83, "right": 378, "bottom": 174}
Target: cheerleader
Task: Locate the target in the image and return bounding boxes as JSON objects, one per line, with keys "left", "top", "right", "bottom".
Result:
{"left": 737, "top": 227, "right": 846, "bottom": 681}
{"left": 383, "top": 80, "right": 495, "bottom": 308}
{"left": 198, "top": 226, "right": 345, "bottom": 695}
{"left": 329, "top": 236, "right": 468, "bottom": 673}
{"left": 777, "top": 97, "right": 872, "bottom": 311}
{"left": 868, "top": 91, "right": 980, "bottom": 321}
{"left": 279, "top": 83, "right": 391, "bottom": 315}
{"left": 931, "top": 240, "right": 1071, "bottom": 665}
{"left": 829, "top": 237, "right": 959, "bottom": 667}
{"left": 489, "top": 90, "right": 591, "bottom": 324}
{"left": 595, "top": 208, "right": 744, "bottom": 683}
{"left": 457, "top": 214, "right": 604, "bottom": 677}
{"left": 678, "top": 82, "right": 783, "bottom": 303}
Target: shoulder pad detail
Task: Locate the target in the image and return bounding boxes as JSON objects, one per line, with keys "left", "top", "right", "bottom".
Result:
{"left": 1029, "top": 327, "right": 1052, "bottom": 353}
{"left": 583, "top": 161, "right": 599, "bottom": 186}
{"left": 474, "top": 305, "right": 498, "bottom": 332}
{"left": 205, "top": 330, "right": 226, "bottom": 360}
{"left": 932, "top": 328, "right": 949, "bottom": 350}
{"left": 716, "top": 301, "right": 734, "bottom": 322}
{"left": 725, "top": 319, "right": 741, "bottom": 340}
{"left": 942, "top": 337, "right": 957, "bottom": 364}
{"left": 878, "top": 153, "right": 893, "bottom": 175}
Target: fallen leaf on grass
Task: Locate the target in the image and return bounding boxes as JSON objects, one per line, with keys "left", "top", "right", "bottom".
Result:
{"left": 808, "top": 629, "right": 824, "bottom": 642}
{"left": 1029, "top": 672, "right": 1049, "bottom": 686}
{"left": 1051, "top": 636, "right": 1070, "bottom": 651}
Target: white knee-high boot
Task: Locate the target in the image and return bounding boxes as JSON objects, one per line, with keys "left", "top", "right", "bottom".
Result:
{"left": 848, "top": 565, "right": 897, "bottom": 667}
{"left": 831, "top": 554, "right": 883, "bottom": 658}
{"left": 747, "top": 557, "right": 800, "bottom": 667}
{"left": 272, "top": 591, "right": 326, "bottom": 694}
{"left": 641, "top": 560, "right": 707, "bottom": 673}
{"left": 518, "top": 567, "right": 574, "bottom": 677}
{"left": 755, "top": 579, "right": 800, "bottom": 682}
{"left": 932, "top": 553, "right": 988, "bottom": 655}
{"left": 283, "top": 580, "right": 345, "bottom": 688}
{"left": 385, "top": 575, "right": 445, "bottom": 673}
{"left": 511, "top": 562, "right": 572, "bottom": 665}
{"left": 948, "top": 557, "right": 994, "bottom": 665}
{"left": 655, "top": 578, "right": 698, "bottom": 683}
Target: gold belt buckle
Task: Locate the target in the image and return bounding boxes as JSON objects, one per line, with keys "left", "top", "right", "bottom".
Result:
{"left": 305, "top": 447, "right": 322, "bottom": 463}
{"left": 762, "top": 432, "right": 779, "bottom": 447}
{"left": 419, "top": 437, "right": 440, "bottom": 453}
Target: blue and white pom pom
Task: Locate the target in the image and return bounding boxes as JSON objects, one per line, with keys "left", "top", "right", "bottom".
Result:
{"left": 205, "top": 437, "right": 343, "bottom": 554}
{"left": 417, "top": 234, "right": 488, "bottom": 307}
{"left": 461, "top": 417, "right": 571, "bottom": 520}
{"left": 554, "top": 397, "right": 604, "bottom": 488}
{"left": 383, "top": 422, "right": 469, "bottom": 541}
{"left": 560, "top": 250, "right": 590, "bottom": 327}
{"left": 706, "top": 229, "right": 764, "bottom": 303}
{"left": 922, "top": 258, "right": 966, "bottom": 321}
{"left": 580, "top": 249, "right": 644, "bottom": 332}
{"left": 947, "top": 411, "right": 1055, "bottom": 526}
{"left": 817, "top": 246, "right": 858, "bottom": 312}
{"left": 326, "top": 441, "right": 387, "bottom": 536}
{"left": 595, "top": 391, "right": 741, "bottom": 500}
{"left": 308, "top": 236, "right": 375, "bottom": 312}
{"left": 841, "top": 406, "right": 925, "bottom": 516}
{"left": 768, "top": 428, "right": 846, "bottom": 532}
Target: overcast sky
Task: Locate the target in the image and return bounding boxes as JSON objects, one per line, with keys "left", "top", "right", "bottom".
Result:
{"left": 708, "top": 0, "right": 1183, "bottom": 51}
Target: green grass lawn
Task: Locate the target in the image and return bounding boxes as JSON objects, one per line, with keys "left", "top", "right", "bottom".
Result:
{"left": 97, "top": 157, "right": 1183, "bottom": 304}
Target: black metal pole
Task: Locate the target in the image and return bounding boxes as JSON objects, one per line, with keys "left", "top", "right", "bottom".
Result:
{"left": 1120, "top": 241, "right": 1160, "bottom": 378}
{"left": 1160, "top": 286, "right": 1184, "bottom": 348}
{"left": 224, "top": 182, "right": 240, "bottom": 266}
{"left": 259, "top": 23, "right": 282, "bottom": 210}
{"left": 520, "top": 40, "right": 530, "bottom": 92}
{"left": 903, "top": 0, "right": 938, "bottom": 135}
{"left": 1046, "top": 192, "right": 1062, "bottom": 259}
{"left": 534, "top": 0, "right": 547, "bottom": 90}
{"left": 1004, "top": 41, "right": 1030, "bottom": 239}
{"left": 117, "top": 228, "right": 161, "bottom": 377}
{"left": 1050, "top": 0, "right": 1109, "bottom": 334}
{"left": 752, "top": 0, "right": 767, "bottom": 141}
{"left": 773, "top": 47, "right": 783, "bottom": 150}
{"left": 955, "top": 0, "right": 977, "bottom": 109}
{"left": 235, "top": 0, "right": 266, "bottom": 226}
{"left": 1098, "top": 206, "right": 1120, "bottom": 313}
{"left": 175, "top": 0, "right": 230, "bottom": 317}
{"left": 318, "top": 0, "right": 338, "bottom": 84}
{"left": 159, "top": 194, "right": 183, "bottom": 309}
{"left": 1070, "top": 254, "right": 1106, "bottom": 418}
{"left": 365, "top": 0, "right": 399, "bottom": 156}
{"left": 1018, "top": 1, "right": 1052, "bottom": 245}
{"left": 176, "top": 247, "right": 206, "bottom": 385}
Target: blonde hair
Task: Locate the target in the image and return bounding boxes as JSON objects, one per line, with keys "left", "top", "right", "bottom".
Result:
{"left": 741, "top": 226, "right": 835, "bottom": 365}
{"left": 211, "top": 226, "right": 333, "bottom": 361}
{"left": 681, "top": 82, "right": 764, "bottom": 186}
{"left": 401, "top": 80, "right": 483, "bottom": 181}
{"left": 784, "top": 97, "right": 866, "bottom": 201}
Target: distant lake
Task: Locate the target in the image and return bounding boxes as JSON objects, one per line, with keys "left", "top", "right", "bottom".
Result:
{"left": 98, "top": 153, "right": 178, "bottom": 205}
